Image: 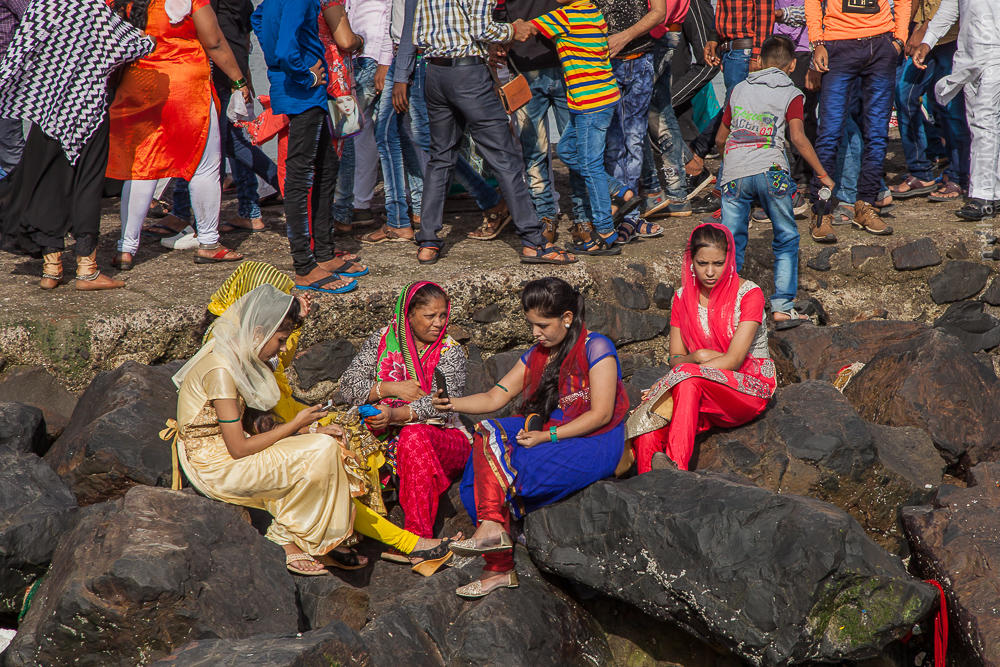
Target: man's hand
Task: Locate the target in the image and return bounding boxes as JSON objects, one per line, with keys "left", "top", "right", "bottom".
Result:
{"left": 805, "top": 69, "right": 822, "bottom": 91}
{"left": 488, "top": 43, "right": 508, "bottom": 70}
{"left": 704, "top": 40, "right": 720, "bottom": 67}
{"left": 512, "top": 19, "right": 534, "bottom": 42}
{"left": 392, "top": 82, "right": 409, "bottom": 114}
{"left": 912, "top": 43, "right": 931, "bottom": 70}
{"left": 811, "top": 44, "right": 829, "bottom": 72}
{"left": 906, "top": 23, "right": 928, "bottom": 56}
{"left": 818, "top": 173, "right": 836, "bottom": 190}
{"left": 374, "top": 63, "right": 389, "bottom": 93}
{"left": 608, "top": 32, "right": 630, "bottom": 58}
{"left": 309, "top": 59, "right": 327, "bottom": 87}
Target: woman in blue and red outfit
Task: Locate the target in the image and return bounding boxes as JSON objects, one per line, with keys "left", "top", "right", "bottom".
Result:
{"left": 433, "top": 277, "right": 629, "bottom": 599}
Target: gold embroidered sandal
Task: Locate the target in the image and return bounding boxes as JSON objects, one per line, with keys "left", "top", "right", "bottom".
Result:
{"left": 285, "top": 552, "right": 329, "bottom": 576}
{"left": 448, "top": 531, "right": 513, "bottom": 557}
{"left": 455, "top": 571, "right": 519, "bottom": 599}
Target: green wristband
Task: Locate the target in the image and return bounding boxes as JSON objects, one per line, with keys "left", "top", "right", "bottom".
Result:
{"left": 549, "top": 426, "right": 558, "bottom": 442}
{"left": 217, "top": 417, "right": 241, "bottom": 423}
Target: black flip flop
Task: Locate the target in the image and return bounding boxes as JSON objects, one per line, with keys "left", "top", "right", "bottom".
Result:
{"left": 321, "top": 547, "right": 367, "bottom": 571}
{"left": 612, "top": 194, "right": 642, "bottom": 225}
{"left": 520, "top": 245, "right": 577, "bottom": 265}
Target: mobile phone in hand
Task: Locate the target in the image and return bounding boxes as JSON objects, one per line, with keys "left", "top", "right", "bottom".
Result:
{"left": 320, "top": 399, "right": 335, "bottom": 411}
{"left": 434, "top": 368, "right": 449, "bottom": 400}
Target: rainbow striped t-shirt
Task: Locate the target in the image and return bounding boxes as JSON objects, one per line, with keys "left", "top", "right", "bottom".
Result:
{"left": 530, "top": 2, "right": 620, "bottom": 114}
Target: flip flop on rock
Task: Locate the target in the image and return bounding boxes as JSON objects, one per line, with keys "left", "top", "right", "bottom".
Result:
{"left": 295, "top": 274, "right": 358, "bottom": 295}
{"left": 286, "top": 552, "right": 329, "bottom": 576}
{"left": 318, "top": 547, "right": 368, "bottom": 571}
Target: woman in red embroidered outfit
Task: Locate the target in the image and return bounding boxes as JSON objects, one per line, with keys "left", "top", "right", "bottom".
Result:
{"left": 634, "top": 222, "right": 776, "bottom": 473}
{"left": 339, "top": 282, "right": 471, "bottom": 551}
{"left": 433, "top": 277, "right": 629, "bottom": 599}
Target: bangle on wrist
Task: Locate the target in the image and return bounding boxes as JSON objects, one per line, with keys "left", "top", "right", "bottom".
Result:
{"left": 549, "top": 426, "right": 558, "bottom": 443}
{"left": 375, "top": 381, "right": 382, "bottom": 399}
{"left": 816, "top": 172, "right": 828, "bottom": 179}
{"left": 308, "top": 421, "right": 319, "bottom": 434}
{"left": 230, "top": 77, "right": 247, "bottom": 90}
{"left": 310, "top": 70, "right": 320, "bottom": 87}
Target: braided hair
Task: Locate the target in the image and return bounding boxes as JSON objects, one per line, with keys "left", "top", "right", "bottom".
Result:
{"left": 112, "top": 0, "right": 153, "bottom": 30}
{"left": 519, "top": 277, "right": 585, "bottom": 423}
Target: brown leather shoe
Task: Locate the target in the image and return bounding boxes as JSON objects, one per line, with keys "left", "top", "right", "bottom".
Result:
{"left": 570, "top": 220, "right": 594, "bottom": 248}
{"left": 75, "top": 252, "right": 125, "bottom": 290}
{"left": 810, "top": 212, "right": 838, "bottom": 243}
{"left": 852, "top": 201, "right": 893, "bottom": 235}
{"left": 40, "top": 252, "right": 65, "bottom": 290}
{"left": 540, "top": 217, "right": 558, "bottom": 244}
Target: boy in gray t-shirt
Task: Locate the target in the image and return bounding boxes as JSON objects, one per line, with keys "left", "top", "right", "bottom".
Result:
{"left": 716, "top": 35, "right": 835, "bottom": 325}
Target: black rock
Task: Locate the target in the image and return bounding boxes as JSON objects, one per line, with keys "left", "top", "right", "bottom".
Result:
{"left": 0, "top": 447, "right": 78, "bottom": 616}
{"left": 652, "top": 282, "right": 675, "bottom": 309}
{"left": 447, "top": 324, "right": 472, "bottom": 343}
{"left": 587, "top": 301, "right": 668, "bottom": 346}
{"left": 890, "top": 238, "right": 942, "bottom": 271}
{"left": 43, "top": 360, "right": 183, "bottom": 505}
{"left": 806, "top": 247, "right": 838, "bottom": 271}
{"left": 147, "top": 622, "right": 372, "bottom": 667}
{"left": 472, "top": 304, "right": 502, "bottom": 323}
{"left": 295, "top": 575, "right": 370, "bottom": 631}
{"left": 927, "top": 260, "right": 991, "bottom": 304}
{"left": 624, "top": 364, "right": 670, "bottom": 410}
{"left": 843, "top": 329, "right": 1000, "bottom": 471}
{"left": 525, "top": 470, "right": 937, "bottom": 666}
{"left": 0, "top": 365, "right": 78, "bottom": 442}
{"left": 293, "top": 339, "right": 358, "bottom": 388}
{"left": 611, "top": 277, "right": 650, "bottom": 310}
{"left": 485, "top": 348, "right": 528, "bottom": 383}
{"left": 980, "top": 277, "right": 1000, "bottom": 306}
{"left": 947, "top": 240, "right": 970, "bottom": 260}
{"left": 932, "top": 300, "right": 1000, "bottom": 353}
{"left": 627, "top": 262, "right": 648, "bottom": 276}
{"left": 360, "top": 547, "right": 614, "bottom": 667}
{"left": 852, "top": 244, "right": 886, "bottom": 269}
{"left": 5, "top": 486, "right": 298, "bottom": 667}
{"left": 618, "top": 353, "right": 653, "bottom": 379}
{"left": 0, "top": 402, "right": 46, "bottom": 455}
{"left": 698, "top": 381, "right": 943, "bottom": 553}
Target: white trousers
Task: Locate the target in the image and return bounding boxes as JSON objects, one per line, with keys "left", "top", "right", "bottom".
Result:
{"left": 119, "top": 100, "right": 222, "bottom": 253}
{"left": 353, "top": 115, "right": 377, "bottom": 209}
{"left": 966, "top": 67, "right": 1000, "bottom": 201}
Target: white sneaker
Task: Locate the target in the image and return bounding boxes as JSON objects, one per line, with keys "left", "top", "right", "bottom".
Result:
{"left": 161, "top": 226, "right": 198, "bottom": 249}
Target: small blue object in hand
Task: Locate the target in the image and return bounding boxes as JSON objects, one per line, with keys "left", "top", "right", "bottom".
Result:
{"left": 358, "top": 405, "right": 381, "bottom": 418}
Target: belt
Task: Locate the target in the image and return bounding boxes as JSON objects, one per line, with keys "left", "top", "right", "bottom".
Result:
{"left": 427, "top": 56, "right": 485, "bottom": 67}
{"left": 720, "top": 38, "right": 754, "bottom": 52}
{"left": 665, "top": 22, "right": 682, "bottom": 32}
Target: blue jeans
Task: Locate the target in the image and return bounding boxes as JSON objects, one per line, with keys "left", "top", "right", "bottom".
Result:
{"left": 376, "top": 58, "right": 426, "bottom": 228}
{"left": 173, "top": 85, "right": 279, "bottom": 222}
{"left": 558, "top": 107, "right": 619, "bottom": 235}
{"left": 518, "top": 67, "right": 583, "bottom": 220}
{"left": 895, "top": 42, "right": 969, "bottom": 188}
{"left": 405, "top": 59, "right": 500, "bottom": 215}
{"left": 812, "top": 34, "right": 898, "bottom": 207}
{"left": 606, "top": 53, "right": 654, "bottom": 222}
{"left": 721, "top": 170, "right": 799, "bottom": 312}
{"left": 641, "top": 32, "right": 686, "bottom": 199}
{"left": 332, "top": 56, "right": 379, "bottom": 223}
{"left": 831, "top": 81, "right": 889, "bottom": 205}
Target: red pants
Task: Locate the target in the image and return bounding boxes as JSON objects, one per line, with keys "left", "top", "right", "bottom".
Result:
{"left": 396, "top": 425, "right": 471, "bottom": 538}
{"left": 470, "top": 434, "right": 515, "bottom": 573}
{"left": 634, "top": 377, "right": 768, "bottom": 473}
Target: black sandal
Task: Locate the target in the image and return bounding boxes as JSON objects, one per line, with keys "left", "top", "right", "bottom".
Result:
{"left": 574, "top": 231, "right": 621, "bottom": 256}
{"left": 320, "top": 547, "right": 367, "bottom": 571}
{"left": 611, "top": 192, "right": 642, "bottom": 225}
{"left": 407, "top": 536, "right": 461, "bottom": 576}
{"left": 520, "top": 245, "right": 578, "bottom": 265}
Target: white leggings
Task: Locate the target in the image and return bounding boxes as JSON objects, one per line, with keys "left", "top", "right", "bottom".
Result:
{"left": 119, "top": 100, "right": 222, "bottom": 254}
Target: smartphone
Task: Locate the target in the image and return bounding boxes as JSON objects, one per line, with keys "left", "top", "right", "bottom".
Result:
{"left": 434, "top": 368, "right": 449, "bottom": 400}
{"left": 319, "top": 399, "right": 335, "bottom": 411}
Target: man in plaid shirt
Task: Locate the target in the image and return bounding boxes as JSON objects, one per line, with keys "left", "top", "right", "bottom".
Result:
{"left": 410, "top": 0, "right": 577, "bottom": 265}
{"left": 0, "top": 0, "right": 29, "bottom": 175}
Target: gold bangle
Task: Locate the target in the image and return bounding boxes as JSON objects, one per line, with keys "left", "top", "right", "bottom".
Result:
{"left": 376, "top": 381, "right": 383, "bottom": 399}
{"left": 308, "top": 421, "right": 319, "bottom": 434}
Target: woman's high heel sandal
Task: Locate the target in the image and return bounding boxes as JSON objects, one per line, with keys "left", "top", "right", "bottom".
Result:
{"left": 408, "top": 536, "right": 460, "bottom": 577}
{"left": 448, "top": 531, "right": 513, "bottom": 557}
{"left": 455, "top": 571, "right": 519, "bottom": 599}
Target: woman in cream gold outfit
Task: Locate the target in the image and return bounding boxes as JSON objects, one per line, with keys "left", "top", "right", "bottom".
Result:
{"left": 172, "top": 284, "right": 458, "bottom": 575}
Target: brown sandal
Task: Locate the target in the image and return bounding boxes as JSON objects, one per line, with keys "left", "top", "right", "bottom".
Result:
{"left": 356, "top": 227, "right": 413, "bottom": 244}
{"left": 469, "top": 202, "right": 511, "bottom": 240}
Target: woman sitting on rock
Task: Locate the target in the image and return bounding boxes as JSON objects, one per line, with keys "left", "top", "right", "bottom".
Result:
{"left": 632, "top": 223, "right": 775, "bottom": 473}
{"left": 340, "top": 282, "right": 471, "bottom": 561}
{"left": 432, "top": 277, "right": 629, "bottom": 599}
{"left": 172, "top": 284, "right": 457, "bottom": 576}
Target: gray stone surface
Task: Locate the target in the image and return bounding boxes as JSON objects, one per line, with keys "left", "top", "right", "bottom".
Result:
{"left": 292, "top": 338, "right": 358, "bottom": 388}
{"left": 890, "top": 238, "right": 941, "bottom": 271}
{"left": 927, "top": 260, "right": 991, "bottom": 303}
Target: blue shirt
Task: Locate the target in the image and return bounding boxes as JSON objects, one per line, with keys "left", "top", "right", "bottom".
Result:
{"left": 251, "top": 0, "right": 327, "bottom": 116}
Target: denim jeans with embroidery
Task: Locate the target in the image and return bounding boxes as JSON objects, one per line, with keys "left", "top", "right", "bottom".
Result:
{"left": 641, "top": 32, "right": 686, "bottom": 200}
{"left": 605, "top": 53, "right": 654, "bottom": 222}
{"left": 721, "top": 170, "right": 799, "bottom": 313}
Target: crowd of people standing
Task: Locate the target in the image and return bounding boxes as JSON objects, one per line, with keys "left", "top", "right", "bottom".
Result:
{"left": 0, "top": 0, "right": 995, "bottom": 296}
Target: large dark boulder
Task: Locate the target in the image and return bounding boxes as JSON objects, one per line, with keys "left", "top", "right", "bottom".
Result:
{"left": 146, "top": 622, "right": 372, "bottom": 667}
{"left": 586, "top": 300, "right": 669, "bottom": 345}
{"left": 525, "top": 469, "right": 937, "bottom": 667}
{"left": 0, "top": 403, "right": 46, "bottom": 455}
{"left": 932, "top": 300, "right": 1000, "bottom": 353}
{"left": 44, "top": 361, "right": 183, "bottom": 505}
{"left": 295, "top": 575, "right": 370, "bottom": 632}
{"left": 697, "top": 381, "right": 943, "bottom": 553}
{"left": 0, "top": 447, "right": 78, "bottom": 616}
{"left": 927, "top": 260, "right": 991, "bottom": 304}
{"left": 292, "top": 339, "right": 358, "bottom": 389}
{"left": 4, "top": 486, "right": 298, "bottom": 667}
{"left": 769, "top": 320, "right": 929, "bottom": 386}
{"left": 0, "top": 365, "right": 78, "bottom": 443}
{"left": 360, "top": 547, "right": 614, "bottom": 667}
{"left": 903, "top": 463, "right": 1000, "bottom": 666}
{"left": 843, "top": 329, "right": 1000, "bottom": 471}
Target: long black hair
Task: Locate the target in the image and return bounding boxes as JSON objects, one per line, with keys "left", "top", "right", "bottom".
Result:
{"left": 112, "top": 0, "right": 152, "bottom": 30}
{"left": 519, "top": 277, "right": 585, "bottom": 423}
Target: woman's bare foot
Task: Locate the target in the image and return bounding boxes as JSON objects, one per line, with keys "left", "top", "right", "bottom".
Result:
{"left": 283, "top": 544, "right": 325, "bottom": 573}
{"left": 475, "top": 570, "right": 515, "bottom": 592}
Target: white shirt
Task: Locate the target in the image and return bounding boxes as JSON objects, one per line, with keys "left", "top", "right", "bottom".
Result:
{"left": 346, "top": 0, "right": 394, "bottom": 65}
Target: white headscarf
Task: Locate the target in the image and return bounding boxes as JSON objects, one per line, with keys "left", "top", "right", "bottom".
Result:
{"left": 173, "top": 284, "right": 294, "bottom": 410}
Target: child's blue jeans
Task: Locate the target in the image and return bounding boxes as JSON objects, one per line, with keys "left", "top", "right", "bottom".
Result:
{"left": 557, "top": 106, "right": 620, "bottom": 236}
{"left": 721, "top": 170, "right": 800, "bottom": 314}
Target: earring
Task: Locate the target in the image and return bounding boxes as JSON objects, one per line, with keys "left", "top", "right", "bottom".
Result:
{"left": 565, "top": 323, "right": 571, "bottom": 329}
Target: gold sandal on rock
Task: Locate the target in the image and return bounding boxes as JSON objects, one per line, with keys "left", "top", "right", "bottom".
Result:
{"left": 285, "top": 552, "right": 329, "bottom": 576}
{"left": 455, "top": 571, "right": 519, "bottom": 599}
{"left": 448, "top": 531, "right": 513, "bottom": 557}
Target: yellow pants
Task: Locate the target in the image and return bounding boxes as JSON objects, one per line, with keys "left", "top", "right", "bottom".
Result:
{"left": 352, "top": 499, "right": 419, "bottom": 553}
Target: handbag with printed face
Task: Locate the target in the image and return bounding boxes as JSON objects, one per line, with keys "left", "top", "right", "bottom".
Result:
{"left": 329, "top": 94, "right": 364, "bottom": 139}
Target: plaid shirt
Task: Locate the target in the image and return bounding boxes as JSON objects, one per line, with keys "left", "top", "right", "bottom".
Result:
{"left": 413, "top": 0, "right": 513, "bottom": 58}
{"left": 0, "top": 0, "right": 30, "bottom": 61}
{"left": 715, "top": 0, "right": 775, "bottom": 57}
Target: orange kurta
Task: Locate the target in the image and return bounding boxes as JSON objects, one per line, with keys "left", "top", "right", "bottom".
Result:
{"left": 107, "top": 0, "right": 220, "bottom": 181}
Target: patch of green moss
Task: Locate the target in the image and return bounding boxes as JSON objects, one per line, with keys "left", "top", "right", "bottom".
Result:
{"left": 26, "top": 318, "right": 92, "bottom": 382}
{"left": 808, "top": 576, "right": 924, "bottom": 650}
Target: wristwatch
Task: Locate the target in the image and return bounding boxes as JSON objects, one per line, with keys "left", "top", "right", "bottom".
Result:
{"left": 809, "top": 39, "right": 825, "bottom": 51}
{"left": 892, "top": 37, "right": 905, "bottom": 52}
